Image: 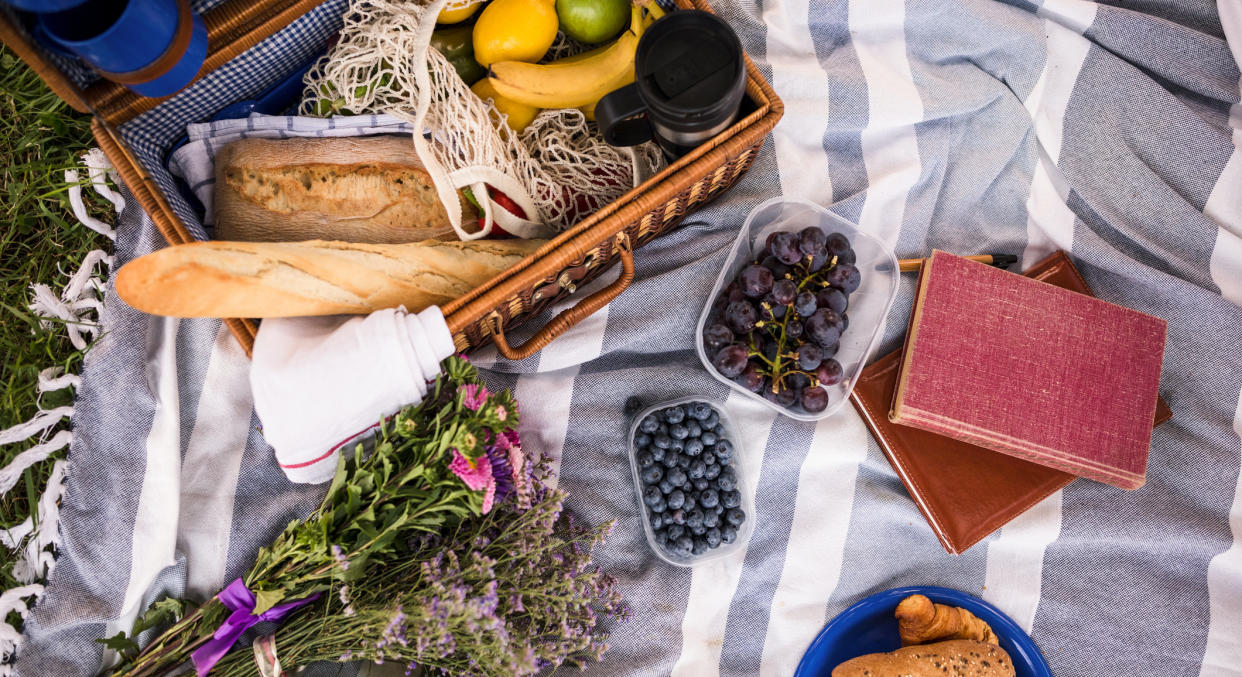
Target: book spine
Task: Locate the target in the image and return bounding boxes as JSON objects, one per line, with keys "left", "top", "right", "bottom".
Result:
{"left": 892, "top": 408, "right": 1146, "bottom": 490}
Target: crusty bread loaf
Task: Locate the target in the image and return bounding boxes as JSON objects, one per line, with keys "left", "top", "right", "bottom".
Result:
{"left": 831, "top": 640, "right": 1015, "bottom": 677}
{"left": 214, "top": 136, "right": 463, "bottom": 243}
{"left": 115, "top": 239, "right": 546, "bottom": 318}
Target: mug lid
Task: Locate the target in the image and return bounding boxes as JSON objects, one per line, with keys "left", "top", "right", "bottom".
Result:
{"left": 635, "top": 11, "right": 745, "bottom": 130}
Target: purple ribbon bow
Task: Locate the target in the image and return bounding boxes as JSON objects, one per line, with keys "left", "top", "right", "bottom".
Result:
{"left": 191, "top": 578, "right": 321, "bottom": 676}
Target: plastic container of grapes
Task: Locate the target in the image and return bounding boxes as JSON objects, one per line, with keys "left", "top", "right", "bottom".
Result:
{"left": 696, "top": 197, "right": 900, "bottom": 421}
{"left": 628, "top": 396, "right": 756, "bottom": 567}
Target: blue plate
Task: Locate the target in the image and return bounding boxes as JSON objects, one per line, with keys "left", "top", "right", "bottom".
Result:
{"left": 795, "top": 586, "right": 1052, "bottom": 677}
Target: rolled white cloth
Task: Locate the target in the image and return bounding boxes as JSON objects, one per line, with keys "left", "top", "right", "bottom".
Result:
{"left": 250, "top": 306, "right": 455, "bottom": 483}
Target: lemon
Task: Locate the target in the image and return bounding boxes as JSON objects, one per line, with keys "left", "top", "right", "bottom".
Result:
{"left": 472, "top": 78, "right": 540, "bottom": 133}
{"left": 556, "top": 0, "right": 629, "bottom": 44}
{"left": 437, "top": 0, "right": 483, "bottom": 24}
{"left": 472, "top": 0, "right": 559, "bottom": 67}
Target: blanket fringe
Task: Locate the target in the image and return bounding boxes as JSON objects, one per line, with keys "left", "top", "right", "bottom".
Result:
{"left": 0, "top": 150, "right": 120, "bottom": 669}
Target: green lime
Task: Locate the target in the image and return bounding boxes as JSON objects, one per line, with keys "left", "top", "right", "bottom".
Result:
{"left": 556, "top": 0, "right": 630, "bottom": 45}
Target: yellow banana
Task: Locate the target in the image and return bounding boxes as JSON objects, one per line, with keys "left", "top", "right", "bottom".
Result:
{"left": 487, "top": 6, "right": 646, "bottom": 109}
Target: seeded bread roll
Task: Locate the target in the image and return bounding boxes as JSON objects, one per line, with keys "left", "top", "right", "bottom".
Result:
{"left": 830, "top": 640, "right": 1015, "bottom": 677}
{"left": 115, "top": 239, "right": 546, "bottom": 318}
{"left": 214, "top": 136, "right": 463, "bottom": 243}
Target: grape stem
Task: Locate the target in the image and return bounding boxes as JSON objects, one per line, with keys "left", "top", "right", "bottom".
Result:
{"left": 767, "top": 253, "right": 839, "bottom": 393}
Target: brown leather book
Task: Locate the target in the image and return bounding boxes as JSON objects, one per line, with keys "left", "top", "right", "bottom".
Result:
{"left": 850, "top": 251, "right": 1172, "bottom": 554}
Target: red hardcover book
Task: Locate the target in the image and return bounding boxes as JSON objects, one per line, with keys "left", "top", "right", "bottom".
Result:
{"left": 890, "top": 251, "right": 1167, "bottom": 490}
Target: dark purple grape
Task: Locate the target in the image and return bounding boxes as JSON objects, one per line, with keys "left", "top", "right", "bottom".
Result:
{"left": 825, "top": 263, "right": 861, "bottom": 294}
{"left": 761, "top": 337, "right": 778, "bottom": 361}
{"left": 728, "top": 287, "right": 747, "bottom": 303}
{"left": 786, "top": 371, "right": 811, "bottom": 392}
{"left": 816, "top": 359, "right": 843, "bottom": 386}
{"left": 817, "top": 288, "right": 848, "bottom": 314}
{"left": 794, "top": 291, "right": 817, "bottom": 317}
{"left": 838, "top": 248, "right": 856, "bottom": 265}
{"left": 796, "top": 344, "right": 823, "bottom": 370}
{"left": 724, "top": 301, "right": 758, "bottom": 333}
{"left": 771, "top": 232, "right": 801, "bottom": 265}
{"left": 840, "top": 313, "right": 849, "bottom": 332}
{"left": 761, "top": 297, "right": 786, "bottom": 321}
{"left": 798, "top": 227, "right": 827, "bottom": 257}
{"left": 801, "top": 386, "right": 829, "bottom": 412}
{"left": 808, "top": 251, "right": 829, "bottom": 272}
{"left": 805, "top": 309, "right": 842, "bottom": 347}
{"left": 736, "top": 363, "right": 764, "bottom": 392}
{"left": 739, "top": 264, "right": 774, "bottom": 298}
{"left": 764, "top": 382, "right": 797, "bottom": 407}
{"left": 760, "top": 256, "right": 790, "bottom": 280}
{"left": 786, "top": 319, "right": 804, "bottom": 339}
{"left": 826, "top": 232, "right": 851, "bottom": 257}
{"left": 772, "top": 279, "right": 797, "bottom": 305}
{"left": 821, "top": 341, "right": 839, "bottom": 358}
{"left": 703, "top": 323, "right": 733, "bottom": 350}
{"left": 712, "top": 344, "right": 749, "bottom": 378}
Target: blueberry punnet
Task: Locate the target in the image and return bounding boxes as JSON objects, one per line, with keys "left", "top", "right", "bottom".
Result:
{"left": 633, "top": 400, "right": 748, "bottom": 561}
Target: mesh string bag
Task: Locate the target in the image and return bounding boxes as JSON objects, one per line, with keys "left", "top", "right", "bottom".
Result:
{"left": 301, "top": 0, "right": 665, "bottom": 240}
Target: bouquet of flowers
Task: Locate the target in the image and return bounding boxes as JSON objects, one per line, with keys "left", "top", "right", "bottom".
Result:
{"left": 108, "top": 357, "right": 623, "bottom": 676}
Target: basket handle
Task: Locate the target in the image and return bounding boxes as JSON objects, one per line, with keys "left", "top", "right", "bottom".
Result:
{"left": 488, "top": 233, "right": 634, "bottom": 361}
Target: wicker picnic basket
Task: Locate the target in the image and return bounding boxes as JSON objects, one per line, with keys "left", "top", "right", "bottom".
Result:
{"left": 1, "top": 0, "right": 782, "bottom": 359}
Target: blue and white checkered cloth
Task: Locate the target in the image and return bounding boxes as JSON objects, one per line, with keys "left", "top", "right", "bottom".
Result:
{"left": 16, "top": 0, "right": 1242, "bottom": 675}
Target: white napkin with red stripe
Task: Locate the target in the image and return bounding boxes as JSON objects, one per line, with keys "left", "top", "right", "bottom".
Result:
{"left": 250, "top": 306, "right": 455, "bottom": 483}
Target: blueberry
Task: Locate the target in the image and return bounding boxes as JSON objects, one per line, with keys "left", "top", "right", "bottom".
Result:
{"left": 671, "top": 509, "right": 687, "bottom": 525}
{"left": 687, "top": 509, "right": 704, "bottom": 529}
{"left": 692, "top": 539, "right": 709, "bottom": 555}
{"left": 653, "top": 434, "right": 672, "bottom": 450}
{"left": 667, "top": 467, "right": 687, "bottom": 486}
{"left": 689, "top": 402, "right": 713, "bottom": 420}
{"left": 693, "top": 478, "right": 710, "bottom": 491}
{"left": 722, "top": 490, "right": 741, "bottom": 509}
{"left": 650, "top": 497, "right": 666, "bottom": 513}
{"left": 712, "top": 425, "right": 726, "bottom": 438}
{"left": 642, "top": 465, "right": 663, "bottom": 484}
{"left": 659, "top": 479, "right": 676, "bottom": 495}
{"left": 637, "top": 450, "right": 655, "bottom": 468}
{"left": 717, "top": 470, "right": 737, "bottom": 492}
{"left": 700, "top": 489, "right": 719, "bottom": 508}
{"left": 670, "top": 424, "right": 689, "bottom": 440}
{"left": 684, "top": 438, "right": 704, "bottom": 456}
{"left": 704, "top": 463, "right": 722, "bottom": 480}
{"left": 689, "top": 460, "right": 707, "bottom": 480}
{"left": 722, "top": 526, "right": 738, "bottom": 544}
{"left": 642, "top": 485, "right": 661, "bottom": 506}
{"left": 667, "top": 490, "right": 686, "bottom": 510}
{"left": 703, "top": 510, "right": 719, "bottom": 528}
{"left": 703, "top": 411, "right": 720, "bottom": 428}
{"left": 701, "top": 451, "right": 717, "bottom": 466}
{"left": 675, "top": 536, "right": 694, "bottom": 557}
{"left": 714, "top": 440, "right": 734, "bottom": 461}
{"left": 650, "top": 445, "right": 666, "bottom": 462}
{"left": 712, "top": 502, "right": 725, "bottom": 515}
{"left": 705, "top": 527, "right": 722, "bottom": 547}
{"left": 691, "top": 525, "right": 707, "bottom": 537}
{"left": 661, "top": 453, "right": 679, "bottom": 469}
{"left": 683, "top": 494, "right": 696, "bottom": 512}
{"left": 726, "top": 508, "right": 746, "bottom": 526}
{"left": 635, "top": 433, "right": 652, "bottom": 448}
{"left": 657, "top": 423, "right": 670, "bottom": 436}
{"left": 663, "top": 406, "right": 685, "bottom": 424}
{"left": 667, "top": 524, "right": 685, "bottom": 541}
{"left": 677, "top": 454, "right": 692, "bottom": 469}
{"left": 700, "top": 431, "right": 718, "bottom": 446}
{"left": 685, "top": 421, "right": 702, "bottom": 438}
{"left": 650, "top": 513, "right": 665, "bottom": 530}
{"left": 670, "top": 438, "right": 685, "bottom": 453}
{"left": 639, "top": 416, "right": 660, "bottom": 433}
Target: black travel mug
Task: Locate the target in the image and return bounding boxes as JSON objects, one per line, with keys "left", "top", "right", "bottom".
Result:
{"left": 595, "top": 10, "right": 746, "bottom": 160}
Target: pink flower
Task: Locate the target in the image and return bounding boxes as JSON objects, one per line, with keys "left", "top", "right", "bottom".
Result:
{"left": 495, "top": 405, "right": 508, "bottom": 421}
{"left": 460, "top": 384, "right": 489, "bottom": 411}
{"left": 449, "top": 449, "right": 494, "bottom": 492}
{"left": 481, "top": 478, "right": 496, "bottom": 515}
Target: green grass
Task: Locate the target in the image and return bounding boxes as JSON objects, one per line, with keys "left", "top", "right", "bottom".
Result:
{"left": 0, "top": 47, "right": 112, "bottom": 589}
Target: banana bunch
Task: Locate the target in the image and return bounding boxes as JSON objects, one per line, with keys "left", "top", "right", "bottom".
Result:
{"left": 487, "top": 2, "right": 663, "bottom": 112}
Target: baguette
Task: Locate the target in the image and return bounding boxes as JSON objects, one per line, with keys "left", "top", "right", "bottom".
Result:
{"left": 214, "top": 136, "right": 463, "bottom": 243}
{"left": 115, "top": 239, "right": 546, "bottom": 318}
{"left": 831, "top": 640, "right": 1015, "bottom": 677}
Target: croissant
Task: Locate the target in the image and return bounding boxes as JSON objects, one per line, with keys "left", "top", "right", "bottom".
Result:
{"left": 895, "top": 594, "right": 997, "bottom": 646}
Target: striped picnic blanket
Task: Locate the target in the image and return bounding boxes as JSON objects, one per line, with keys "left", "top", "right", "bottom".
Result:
{"left": 16, "top": 0, "right": 1242, "bottom": 675}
